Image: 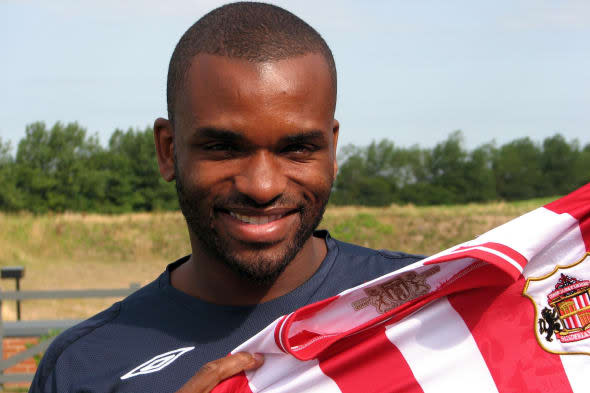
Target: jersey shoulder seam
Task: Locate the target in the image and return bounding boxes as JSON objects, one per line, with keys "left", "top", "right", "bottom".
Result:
{"left": 333, "top": 238, "right": 424, "bottom": 261}
{"left": 376, "top": 249, "right": 426, "bottom": 260}
{"left": 36, "top": 302, "right": 122, "bottom": 389}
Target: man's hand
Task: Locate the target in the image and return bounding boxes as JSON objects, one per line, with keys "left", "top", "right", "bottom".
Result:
{"left": 176, "top": 352, "right": 264, "bottom": 393}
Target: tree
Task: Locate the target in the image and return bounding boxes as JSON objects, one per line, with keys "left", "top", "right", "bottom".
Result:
{"left": 427, "top": 131, "right": 470, "bottom": 203}
{"left": 0, "top": 138, "right": 23, "bottom": 211}
{"left": 493, "top": 137, "right": 543, "bottom": 200}
{"left": 411, "top": 131, "right": 496, "bottom": 204}
{"left": 573, "top": 143, "right": 590, "bottom": 189}
{"left": 540, "top": 134, "right": 579, "bottom": 196}
{"left": 104, "top": 127, "right": 177, "bottom": 212}
{"left": 15, "top": 122, "right": 105, "bottom": 212}
{"left": 331, "top": 143, "right": 395, "bottom": 206}
{"left": 463, "top": 143, "right": 497, "bottom": 202}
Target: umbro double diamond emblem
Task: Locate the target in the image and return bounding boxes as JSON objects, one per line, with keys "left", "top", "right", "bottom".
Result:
{"left": 120, "top": 347, "right": 195, "bottom": 380}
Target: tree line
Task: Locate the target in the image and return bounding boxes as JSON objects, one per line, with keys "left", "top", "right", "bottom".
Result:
{"left": 332, "top": 130, "right": 590, "bottom": 206}
{"left": 0, "top": 122, "right": 588, "bottom": 212}
{"left": 0, "top": 122, "right": 177, "bottom": 213}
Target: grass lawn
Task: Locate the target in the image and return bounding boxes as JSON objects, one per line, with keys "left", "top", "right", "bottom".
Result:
{"left": 0, "top": 197, "right": 556, "bottom": 321}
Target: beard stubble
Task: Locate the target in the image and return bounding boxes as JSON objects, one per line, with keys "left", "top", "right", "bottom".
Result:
{"left": 174, "top": 160, "right": 331, "bottom": 285}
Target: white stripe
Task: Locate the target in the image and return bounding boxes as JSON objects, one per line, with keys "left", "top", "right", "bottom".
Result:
{"left": 522, "top": 217, "right": 586, "bottom": 279}
{"left": 277, "top": 314, "right": 292, "bottom": 353}
{"left": 475, "top": 207, "right": 577, "bottom": 264}
{"left": 246, "top": 357, "right": 341, "bottom": 393}
{"left": 561, "top": 354, "right": 587, "bottom": 393}
{"left": 384, "top": 297, "right": 498, "bottom": 393}
{"left": 576, "top": 294, "right": 586, "bottom": 309}
{"left": 435, "top": 245, "right": 523, "bottom": 274}
{"left": 574, "top": 314, "right": 582, "bottom": 328}
{"left": 232, "top": 317, "right": 285, "bottom": 356}
{"left": 475, "top": 246, "right": 523, "bottom": 273}
{"left": 568, "top": 316, "right": 575, "bottom": 329}
{"left": 573, "top": 296, "right": 581, "bottom": 310}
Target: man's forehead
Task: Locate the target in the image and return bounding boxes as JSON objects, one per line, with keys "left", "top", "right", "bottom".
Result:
{"left": 186, "top": 53, "right": 333, "bottom": 91}
{"left": 174, "top": 53, "right": 336, "bottom": 126}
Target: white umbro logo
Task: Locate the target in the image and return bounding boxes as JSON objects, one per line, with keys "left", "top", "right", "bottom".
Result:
{"left": 120, "top": 347, "right": 195, "bottom": 380}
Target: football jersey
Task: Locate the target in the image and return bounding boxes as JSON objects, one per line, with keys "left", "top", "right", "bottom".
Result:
{"left": 212, "top": 183, "right": 590, "bottom": 393}
{"left": 29, "top": 231, "right": 422, "bottom": 393}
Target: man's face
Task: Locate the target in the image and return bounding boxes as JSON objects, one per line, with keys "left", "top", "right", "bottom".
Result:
{"left": 173, "top": 53, "right": 339, "bottom": 283}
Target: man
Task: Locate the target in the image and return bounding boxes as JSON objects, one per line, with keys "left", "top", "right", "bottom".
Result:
{"left": 30, "top": 3, "right": 422, "bottom": 392}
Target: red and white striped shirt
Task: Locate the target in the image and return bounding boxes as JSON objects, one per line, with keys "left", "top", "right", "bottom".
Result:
{"left": 213, "top": 183, "right": 590, "bottom": 393}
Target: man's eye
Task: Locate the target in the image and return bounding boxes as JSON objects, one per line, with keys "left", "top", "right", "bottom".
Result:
{"left": 282, "top": 144, "right": 315, "bottom": 154}
{"left": 204, "top": 143, "right": 234, "bottom": 152}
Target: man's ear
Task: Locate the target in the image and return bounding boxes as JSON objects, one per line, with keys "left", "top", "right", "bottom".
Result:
{"left": 154, "top": 118, "right": 175, "bottom": 182}
{"left": 332, "top": 119, "right": 340, "bottom": 178}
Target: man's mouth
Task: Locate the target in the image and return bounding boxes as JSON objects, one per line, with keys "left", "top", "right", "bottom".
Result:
{"left": 229, "top": 212, "right": 285, "bottom": 225}
{"left": 216, "top": 207, "right": 300, "bottom": 243}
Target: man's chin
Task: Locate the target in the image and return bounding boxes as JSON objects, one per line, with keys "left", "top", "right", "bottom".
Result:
{"left": 222, "top": 254, "right": 292, "bottom": 285}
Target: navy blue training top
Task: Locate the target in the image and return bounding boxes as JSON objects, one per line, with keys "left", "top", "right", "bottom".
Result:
{"left": 30, "top": 231, "right": 423, "bottom": 393}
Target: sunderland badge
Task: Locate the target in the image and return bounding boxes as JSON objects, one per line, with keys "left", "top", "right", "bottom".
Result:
{"left": 523, "top": 253, "right": 590, "bottom": 355}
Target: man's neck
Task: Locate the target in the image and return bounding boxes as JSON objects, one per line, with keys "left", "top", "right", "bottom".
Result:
{"left": 170, "top": 234, "right": 328, "bottom": 305}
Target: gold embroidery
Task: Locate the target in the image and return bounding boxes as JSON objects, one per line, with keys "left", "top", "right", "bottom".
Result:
{"left": 352, "top": 266, "right": 440, "bottom": 314}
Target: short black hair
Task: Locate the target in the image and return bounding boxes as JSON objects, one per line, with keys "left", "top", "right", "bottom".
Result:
{"left": 166, "top": 2, "right": 337, "bottom": 124}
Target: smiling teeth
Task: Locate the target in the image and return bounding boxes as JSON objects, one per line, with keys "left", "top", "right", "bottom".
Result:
{"left": 229, "top": 212, "right": 282, "bottom": 225}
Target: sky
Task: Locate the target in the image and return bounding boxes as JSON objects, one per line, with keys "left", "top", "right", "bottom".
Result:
{"left": 1, "top": 0, "right": 589, "bottom": 154}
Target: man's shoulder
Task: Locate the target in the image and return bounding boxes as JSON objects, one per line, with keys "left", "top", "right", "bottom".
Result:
{"left": 31, "top": 279, "right": 164, "bottom": 392}
{"left": 334, "top": 238, "right": 424, "bottom": 262}
{"left": 31, "top": 301, "right": 122, "bottom": 391}
{"left": 331, "top": 236, "right": 425, "bottom": 272}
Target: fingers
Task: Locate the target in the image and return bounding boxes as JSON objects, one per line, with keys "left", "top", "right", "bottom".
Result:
{"left": 176, "top": 352, "right": 264, "bottom": 393}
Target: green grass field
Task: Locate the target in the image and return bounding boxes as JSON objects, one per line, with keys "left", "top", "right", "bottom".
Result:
{"left": 0, "top": 197, "right": 556, "bottom": 321}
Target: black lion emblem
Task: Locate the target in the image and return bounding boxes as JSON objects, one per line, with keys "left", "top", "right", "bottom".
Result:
{"left": 538, "top": 307, "right": 561, "bottom": 342}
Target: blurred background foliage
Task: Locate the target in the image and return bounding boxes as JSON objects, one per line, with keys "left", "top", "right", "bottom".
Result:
{"left": 331, "top": 130, "right": 590, "bottom": 206}
{"left": 1, "top": 122, "right": 589, "bottom": 213}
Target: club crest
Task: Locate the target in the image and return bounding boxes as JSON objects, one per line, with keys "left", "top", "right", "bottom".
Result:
{"left": 352, "top": 266, "right": 440, "bottom": 314}
{"left": 523, "top": 253, "right": 590, "bottom": 356}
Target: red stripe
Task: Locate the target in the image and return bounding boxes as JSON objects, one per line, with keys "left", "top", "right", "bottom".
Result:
{"left": 425, "top": 248, "right": 522, "bottom": 280}
{"left": 456, "top": 242, "right": 527, "bottom": 269}
{"left": 478, "top": 242, "right": 527, "bottom": 269}
{"left": 318, "top": 325, "right": 424, "bottom": 393}
{"left": 574, "top": 315, "right": 581, "bottom": 329}
{"left": 544, "top": 183, "right": 590, "bottom": 252}
{"left": 210, "top": 371, "right": 253, "bottom": 393}
{"left": 572, "top": 296, "right": 580, "bottom": 310}
{"left": 448, "top": 278, "right": 573, "bottom": 392}
{"left": 286, "top": 263, "right": 514, "bottom": 360}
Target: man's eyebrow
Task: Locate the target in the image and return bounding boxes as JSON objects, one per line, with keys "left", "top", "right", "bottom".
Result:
{"left": 280, "top": 130, "right": 327, "bottom": 144}
{"left": 193, "top": 127, "right": 245, "bottom": 142}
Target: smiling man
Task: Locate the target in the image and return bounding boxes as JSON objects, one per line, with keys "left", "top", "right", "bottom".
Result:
{"left": 159, "top": 51, "right": 339, "bottom": 306}
{"left": 30, "top": 3, "right": 422, "bottom": 393}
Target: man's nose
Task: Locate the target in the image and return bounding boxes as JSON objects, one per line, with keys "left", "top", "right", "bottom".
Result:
{"left": 234, "top": 151, "right": 287, "bottom": 205}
